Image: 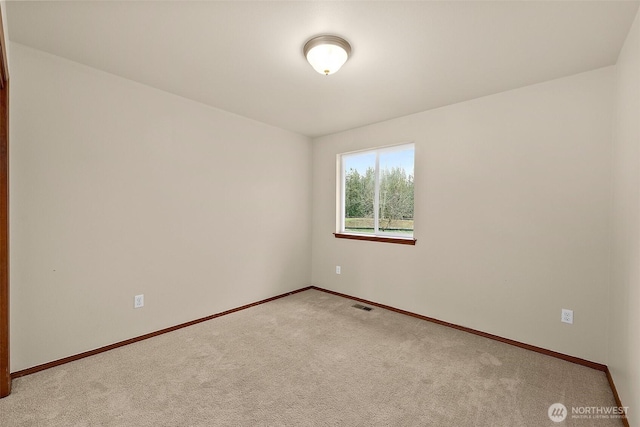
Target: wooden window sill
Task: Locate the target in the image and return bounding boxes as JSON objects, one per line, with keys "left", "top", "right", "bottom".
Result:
{"left": 333, "top": 233, "right": 416, "bottom": 245}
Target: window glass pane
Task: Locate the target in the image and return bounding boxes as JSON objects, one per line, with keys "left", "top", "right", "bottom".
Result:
{"left": 343, "top": 152, "right": 376, "bottom": 234}
{"left": 378, "top": 146, "right": 414, "bottom": 236}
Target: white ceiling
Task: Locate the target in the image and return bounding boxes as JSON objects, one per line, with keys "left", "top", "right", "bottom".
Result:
{"left": 6, "top": 1, "right": 640, "bottom": 138}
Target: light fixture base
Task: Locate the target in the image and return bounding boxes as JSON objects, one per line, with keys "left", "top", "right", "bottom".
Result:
{"left": 303, "top": 35, "right": 351, "bottom": 75}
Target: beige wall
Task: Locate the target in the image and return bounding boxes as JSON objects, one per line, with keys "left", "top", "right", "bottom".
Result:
{"left": 610, "top": 9, "right": 640, "bottom": 425}
{"left": 312, "top": 67, "right": 614, "bottom": 364}
{"left": 0, "top": 2, "right": 9, "bottom": 61}
{"left": 9, "top": 43, "right": 312, "bottom": 372}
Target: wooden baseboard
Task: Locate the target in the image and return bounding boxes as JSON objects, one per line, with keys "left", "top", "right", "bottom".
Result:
{"left": 605, "top": 367, "right": 630, "bottom": 427}
{"left": 11, "top": 286, "right": 312, "bottom": 379}
{"left": 311, "top": 286, "right": 607, "bottom": 371}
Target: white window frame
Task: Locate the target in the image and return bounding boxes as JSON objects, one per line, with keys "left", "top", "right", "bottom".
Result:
{"left": 338, "top": 142, "right": 415, "bottom": 241}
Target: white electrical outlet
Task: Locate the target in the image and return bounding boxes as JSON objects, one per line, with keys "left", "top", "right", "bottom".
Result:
{"left": 561, "top": 309, "right": 573, "bottom": 324}
{"left": 336, "top": 266, "right": 341, "bottom": 274}
{"left": 134, "top": 294, "right": 144, "bottom": 309}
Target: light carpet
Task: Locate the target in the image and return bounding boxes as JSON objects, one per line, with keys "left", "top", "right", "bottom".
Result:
{"left": 0, "top": 289, "right": 622, "bottom": 426}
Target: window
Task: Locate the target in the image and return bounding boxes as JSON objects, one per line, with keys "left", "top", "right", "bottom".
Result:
{"left": 337, "top": 143, "right": 415, "bottom": 244}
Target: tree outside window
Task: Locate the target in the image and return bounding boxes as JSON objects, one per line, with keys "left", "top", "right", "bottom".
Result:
{"left": 340, "top": 144, "right": 414, "bottom": 238}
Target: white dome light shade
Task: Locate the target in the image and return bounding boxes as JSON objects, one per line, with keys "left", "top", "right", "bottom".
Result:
{"left": 304, "top": 35, "right": 351, "bottom": 76}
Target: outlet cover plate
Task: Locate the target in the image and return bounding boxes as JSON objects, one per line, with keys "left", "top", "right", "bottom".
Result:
{"left": 134, "top": 294, "right": 144, "bottom": 309}
{"left": 561, "top": 308, "right": 573, "bottom": 324}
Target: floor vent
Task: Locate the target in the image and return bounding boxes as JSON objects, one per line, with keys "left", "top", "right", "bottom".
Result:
{"left": 352, "top": 303, "right": 373, "bottom": 311}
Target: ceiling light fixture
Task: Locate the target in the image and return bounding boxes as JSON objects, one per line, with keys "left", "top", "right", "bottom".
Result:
{"left": 303, "top": 35, "right": 351, "bottom": 76}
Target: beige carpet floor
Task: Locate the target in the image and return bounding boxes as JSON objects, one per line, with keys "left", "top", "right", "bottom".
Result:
{"left": 0, "top": 289, "right": 622, "bottom": 426}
